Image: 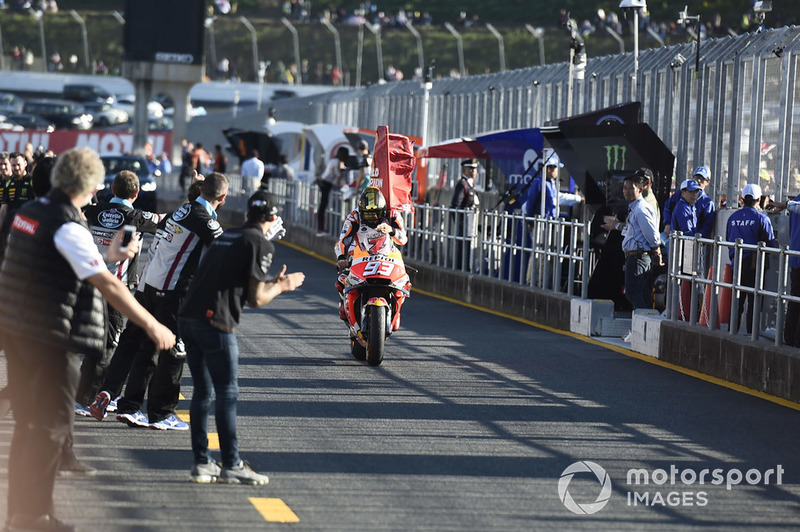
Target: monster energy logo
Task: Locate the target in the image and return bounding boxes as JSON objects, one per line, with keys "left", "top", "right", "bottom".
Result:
{"left": 605, "top": 145, "right": 627, "bottom": 170}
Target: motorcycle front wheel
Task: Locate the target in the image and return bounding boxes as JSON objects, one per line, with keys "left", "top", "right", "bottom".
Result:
{"left": 366, "top": 305, "right": 386, "bottom": 366}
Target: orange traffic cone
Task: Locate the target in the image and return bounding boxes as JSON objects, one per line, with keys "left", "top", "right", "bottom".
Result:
{"left": 699, "top": 266, "right": 716, "bottom": 328}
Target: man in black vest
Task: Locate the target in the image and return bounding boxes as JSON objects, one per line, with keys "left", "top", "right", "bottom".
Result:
{"left": 0, "top": 147, "right": 175, "bottom": 532}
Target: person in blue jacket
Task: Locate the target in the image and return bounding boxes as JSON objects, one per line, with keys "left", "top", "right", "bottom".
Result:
{"left": 725, "top": 183, "right": 777, "bottom": 334}
{"left": 671, "top": 179, "right": 702, "bottom": 236}
{"left": 523, "top": 150, "right": 582, "bottom": 219}
{"left": 664, "top": 165, "right": 715, "bottom": 238}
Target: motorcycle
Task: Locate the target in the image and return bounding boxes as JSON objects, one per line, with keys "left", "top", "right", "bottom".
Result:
{"left": 340, "top": 226, "right": 411, "bottom": 366}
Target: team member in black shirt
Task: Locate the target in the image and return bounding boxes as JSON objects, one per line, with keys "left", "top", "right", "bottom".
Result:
{"left": 178, "top": 190, "right": 304, "bottom": 485}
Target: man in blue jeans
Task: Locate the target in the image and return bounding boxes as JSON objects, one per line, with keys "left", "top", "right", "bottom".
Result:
{"left": 621, "top": 170, "right": 662, "bottom": 309}
{"left": 178, "top": 190, "right": 304, "bottom": 485}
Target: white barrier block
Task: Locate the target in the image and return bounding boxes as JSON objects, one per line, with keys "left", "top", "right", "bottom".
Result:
{"left": 630, "top": 309, "right": 664, "bottom": 357}
{"left": 570, "top": 299, "right": 614, "bottom": 336}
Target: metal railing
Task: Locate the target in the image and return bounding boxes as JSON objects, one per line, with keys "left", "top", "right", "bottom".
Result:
{"left": 666, "top": 232, "right": 800, "bottom": 345}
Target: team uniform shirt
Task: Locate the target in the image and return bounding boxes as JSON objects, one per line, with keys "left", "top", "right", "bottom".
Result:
{"left": 665, "top": 189, "right": 715, "bottom": 236}
{"left": 725, "top": 206, "right": 776, "bottom": 263}
{"left": 3, "top": 175, "right": 35, "bottom": 211}
{"left": 141, "top": 197, "right": 223, "bottom": 293}
{"left": 334, "top": 210, "right": 407, "bottom": 259}
{"left": 671, "top": 197, "right": 699, "bottom": 236}
{"left": 178, "top": 223, "right": 273, "bottom": 332}
{"left": 84, "top": 197, "right": 162, "bottom": 286}
{"left": 622, "top": 197, "right": 661, "bottom": 252}
{"left": 53, "top": 222, "right": 108, "bottom": 281}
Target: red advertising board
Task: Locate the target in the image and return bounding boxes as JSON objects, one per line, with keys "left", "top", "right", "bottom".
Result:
{"left": 0, "top": 130, "right": 172, "bottom": 157}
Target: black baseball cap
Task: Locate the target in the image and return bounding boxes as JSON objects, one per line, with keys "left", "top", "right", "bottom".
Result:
{"left": 247, "top": 190, "right": 279, "bottom": 220}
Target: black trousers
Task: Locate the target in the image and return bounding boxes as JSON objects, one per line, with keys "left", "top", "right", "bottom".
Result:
{"left": 736, "top": 262, "right": 757, "bottom": 334}
{"left": 3, "top": 332, "right": 79, "bottom": 522}
{"left": 101, "top": 290, "right": 148, "bottom": 399}
{"left": 784, "top": 268, "right": 800, "bottom": 346}
{"left": 115, "top": 285, "right": 184, "bottom": 423}
{"left": 75, "top": 304, "right": 126, "bottom": 405}
{"left": 317, "top": 181, "right": 332, "bottom": 231}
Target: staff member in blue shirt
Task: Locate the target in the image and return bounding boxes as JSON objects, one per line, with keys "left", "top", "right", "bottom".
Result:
{"left": 725, "top": 183, "right": 777, "bottom": 334}
{"left": 524, "top": 150, "right": 582, "bottom": 219}
{"left": 671, "top": 179, "right": 702, "bottom": 236}
{"left": 621, "top": 171, "right": 662, "bottom": 309}
{"left": 664, "top": 165, "right": 715, "bottom": 237}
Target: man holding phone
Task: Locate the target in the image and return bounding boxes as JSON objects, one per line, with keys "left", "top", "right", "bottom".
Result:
{"left": 78, "top": 171, "right": 165, "bottom": 416}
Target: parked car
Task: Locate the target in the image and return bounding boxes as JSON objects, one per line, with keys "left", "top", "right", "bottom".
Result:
{"left": 0, "top": 91, "right": 25, "bottom": 115}
{"left": 63, "top": 83, "right": 115, "bottom": 105}
{"left": 22, "top": 99, "right": 93, "bottom": 130}
{"left": 97, "top": 154, "right": 158, "bottom": 212}
{"left": 114, "top": 94, "right": 165, "bottom": 119}
{"left": 3, "top": 113, "right": 55, "bottom": 132}
{"left": 83, "top": 102, "right": 129, "bottom": 127}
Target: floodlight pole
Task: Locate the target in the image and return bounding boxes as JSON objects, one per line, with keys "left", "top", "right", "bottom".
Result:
{"left": 239, "top": 16, "right": 259, "bottom": 82}
{"left": 402, "top": 20, "right": 424, "bottom": 74}
{"left": 321, "top": 18, "right": 343, "bottom": 85}
{"left": 363, "top": 22, "right": 384, "bottom": 83}
{"left": 485, "top": 23, "right": 506, "bottom": 72}
{"left": 281, "top": 17, "right": 303, "bottom": 85}
{"left": 524, "top": 24, "right": 546, "bottom": 66}
{"left": 69, "top": 10, "right": 90, "bottom": 72}
{"left": 443, "top": 22, "right": 465, "bottom": 77}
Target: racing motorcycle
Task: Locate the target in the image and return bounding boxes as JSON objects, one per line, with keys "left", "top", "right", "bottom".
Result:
{"left": 340, "top": 226, "right": 411, "bottom": 366}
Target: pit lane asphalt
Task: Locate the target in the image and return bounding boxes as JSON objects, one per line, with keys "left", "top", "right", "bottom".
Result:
{"left": 1, "top": 241, "right": 799, "bottom": 531}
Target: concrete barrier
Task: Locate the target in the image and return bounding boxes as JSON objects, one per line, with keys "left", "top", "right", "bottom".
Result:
{"left": 158, "top": 196, "right": 800, "bottom": 406}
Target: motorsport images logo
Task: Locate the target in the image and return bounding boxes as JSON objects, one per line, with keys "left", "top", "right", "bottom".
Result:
{"left": 558, "top": 461, "right": 612, "bottom": 515}
{"left": 558, "top": 461, "right": 785, "bottom": 514}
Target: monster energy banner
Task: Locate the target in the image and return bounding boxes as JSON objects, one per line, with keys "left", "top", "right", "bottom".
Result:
{"left": 543, "top": 103, "right": 674, "bottom": 210}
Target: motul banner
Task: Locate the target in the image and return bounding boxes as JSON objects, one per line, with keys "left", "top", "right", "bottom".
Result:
{"left": 0, "top": 130, "right": 172, "bottom": 157}
{"left": 371, "top": 125, "right": 416, "bottom": 215}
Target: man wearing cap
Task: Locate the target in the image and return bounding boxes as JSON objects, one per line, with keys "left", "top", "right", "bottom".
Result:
{"left": 178, "top": 190, "right": 305, "bottom": 485}
{"left": 523, "top": 150, "right": 582, "bottom": 219}
{"left": 664, "top": 165, "right": 715, "bottom": 238}
{"left": 621, "top": 171, "right": 662, "bottom": 309}
{"left": 672, "top": 179, "right": 702, "bottom": 320}
{"left": 671, "top": 179, "right": 702, "bottom": 236}
{"left": 725, "top": 183, "right": 777, "bottom": 334}
{"left": 451, "top": 159, "right": 480, "bottom": 209}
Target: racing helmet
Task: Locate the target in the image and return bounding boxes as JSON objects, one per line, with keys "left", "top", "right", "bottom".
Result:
{"left": 358, "top": 186, "right": 387, "bottom": 228}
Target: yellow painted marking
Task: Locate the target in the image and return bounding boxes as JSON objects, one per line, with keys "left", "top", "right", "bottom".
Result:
{"left": 249, "top": 498, "right": 300, "bottom": 523}
{"left": 175, "top": 409, "right": 190, "bottom": 422}
{"left": 281, "top": 238, "right": 800, "bottom": 410}
{"left": 179, "top": 393, "right": 186, "bottom": 400}
{"left": 207, "top": 433, "right": 219, "bottom": 450}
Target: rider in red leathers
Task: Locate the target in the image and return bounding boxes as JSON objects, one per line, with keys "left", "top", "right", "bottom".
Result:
{"left": 334, "top": 186, "right": 409, "bottom": 330}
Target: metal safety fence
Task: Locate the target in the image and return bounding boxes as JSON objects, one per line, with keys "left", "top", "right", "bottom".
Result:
{"left": 666, "top": 232, "right": 800, "bottom": 346}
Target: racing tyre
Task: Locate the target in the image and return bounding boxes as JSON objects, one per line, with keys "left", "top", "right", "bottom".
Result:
{"left": 366, "top": 306, "right": 386, "bottom": 366}
{"left": 350, "top": 337, "right": 366, "bottom": 360}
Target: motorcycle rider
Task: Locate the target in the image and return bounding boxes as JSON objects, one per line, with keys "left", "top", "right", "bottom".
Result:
{"left": 334, "top": 186, "right": 409, "bottom": 331}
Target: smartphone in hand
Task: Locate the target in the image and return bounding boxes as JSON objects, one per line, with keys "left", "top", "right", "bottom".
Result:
{"left": 120, "top": 225, "right": 136, "bottom": 251}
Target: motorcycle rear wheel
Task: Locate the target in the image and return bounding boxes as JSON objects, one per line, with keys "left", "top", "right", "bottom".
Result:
{"left": 350, "top": 336, "right": 366, "bottom": 360}
{"left": 366, "top": 305, "right": 386, "bottom": 366}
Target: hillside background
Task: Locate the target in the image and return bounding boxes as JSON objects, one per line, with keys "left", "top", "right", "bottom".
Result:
{"left": 0, "top": 0, "right": 796, "bottom": 85}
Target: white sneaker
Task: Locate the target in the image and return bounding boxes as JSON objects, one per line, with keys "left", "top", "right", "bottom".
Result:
{"left": 219, "top": 460, "right": 269, "bottom": 485}
{"left": 623, "top": 331, "right": 633, "bottom": 343}
{"left": 315, "top": 231, "right": 326, "bottom": 237}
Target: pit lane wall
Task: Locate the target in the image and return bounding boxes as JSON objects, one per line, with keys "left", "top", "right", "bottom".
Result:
{"left": 188, "top": 193, "right": 800, "bottom": 405}
{"left": 278, "top": 220, "right": 800, "bottom": 405}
